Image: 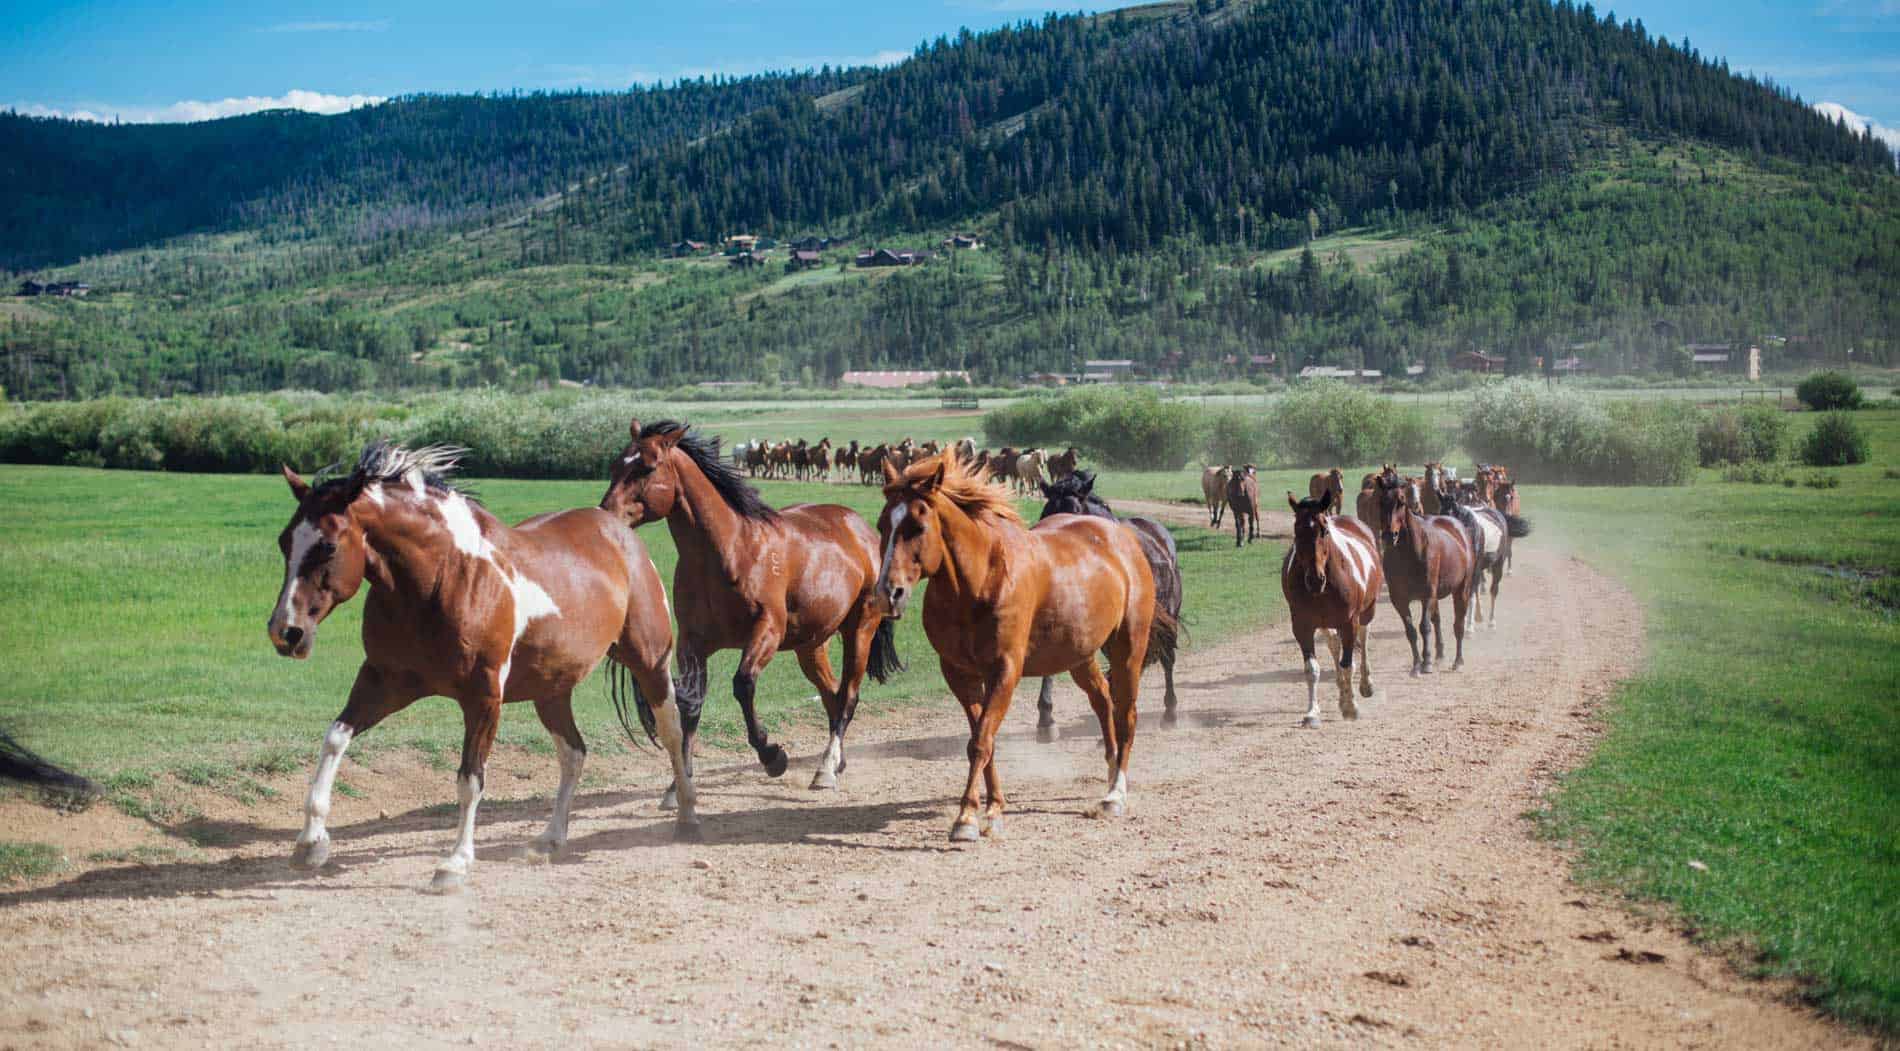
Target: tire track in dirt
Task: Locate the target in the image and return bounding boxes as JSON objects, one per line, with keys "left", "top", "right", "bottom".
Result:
{"left": 0, "top": 543, "right": 1862, "bottom": 1048}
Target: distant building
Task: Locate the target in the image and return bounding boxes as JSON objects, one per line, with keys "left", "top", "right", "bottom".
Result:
{"left": 1551, "top": 356, "right": 1591, "bottom": 374}
{"left": 941, "top": 234, "right": 985, "bottom": 250}
{"left": 669, "top": 240, "right": 709, "bottom": 257}
{"left": 723, "top": 234, "right": 760, "bottom": 256}
{"left": 1452, "top": 351, "right": 1506, "bottom": 373}
{"left": 728, "top": 251, "right": 766, "bottom": 269}
{"left": 1297, "top": 365, "right": 1380, "bottom": 382}
{"left": 1687, "top": 342, "right": 1732, "bottom": 366}
{"left": 786, "top": 250, "right": 824, "bottom": 271}
{"left": 855, "top": 248, "right": 932, "bottom": 268}
{"left": 839, "top": 370, "right": 971, "bottom": 389}
{"left": 18, "top": 280, "right": 89, "bottom": 297}
{"left": 1081, "top": 359, "right": 1137, "bottom": 383}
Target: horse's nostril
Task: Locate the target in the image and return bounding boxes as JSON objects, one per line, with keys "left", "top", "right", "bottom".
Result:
{"left": 282, "top": 625, "right": 305, "bottom": 648}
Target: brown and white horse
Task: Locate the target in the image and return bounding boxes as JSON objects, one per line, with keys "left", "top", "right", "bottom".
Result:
{"left": 601, "top": 420, "right": 903, "bottom": 795}
{"left": 1438, "top": 490, "right": 1531, "bottom": 629}
{"left": 1373, "top": 475, "right": 1474, "bottom": 676}
{"left": 873, "top": 454, "right": 1165, "bottom": 841}
{"left": 1281, "top": 494, "right": 1383, "bottom": 726}
{"left": 268, "top": 442, "right": 694, "bottom": 892}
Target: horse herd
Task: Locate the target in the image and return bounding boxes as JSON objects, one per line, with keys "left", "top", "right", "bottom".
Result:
{"left": 736, "top": 436, "right": 1079, "bottom": 496}
{"left": 257, "top": 423, "right": 1524, "bottom": 892}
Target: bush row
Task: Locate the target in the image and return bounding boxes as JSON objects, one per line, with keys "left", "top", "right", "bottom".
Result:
{"left": 1459, "top": 380, "right": 1699, "bottom": 485}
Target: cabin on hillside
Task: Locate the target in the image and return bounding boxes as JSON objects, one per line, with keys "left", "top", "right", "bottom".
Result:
{"left": 1082, "top": 359, "right": 1137, "bottom": 383}
{"left": 786, "top": 250, "right": 823, "bottom": 272}
{"left": 940, "top": 233, "right": 984, "bottom": 250}
{"left": 1687, "top": 342, "right": 1732, "bottom": 367}
{"left": 728, "top": 251, "right": 766, "bottom": 269}
{"left": 855, "top": 248, "right": 931, "bottom": 268}
{"left": 19, "top": 280, "right": 90, "bottom": 297}
{"left": 723, "top": 234, "right": 760, "bottom": 256}
{"left": 669, "top": 240, "right": 709, "bottom": 257}
{"left": 1452, "top": 350, "right": 1506, "bottom": 373}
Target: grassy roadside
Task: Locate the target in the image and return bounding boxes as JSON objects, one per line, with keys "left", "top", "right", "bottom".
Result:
{"left": 0, "top": 465, "right": 1284, "bottom": 813}
{"left": 1534, "top": 409, "right": 1899, "bottom": 1030}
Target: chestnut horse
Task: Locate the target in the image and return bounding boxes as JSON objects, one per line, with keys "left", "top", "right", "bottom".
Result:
{"left": 1281, "top": 494, "right": 1383, "bottom": 726}
{"left": 268, "top": 442, "right": 693, "bottom": 892}
{"left": 1226, "top": 464, "right": 1260, "bottom": 546}
{"left": 1307, "top": 468, "right": 1345, "bottom": 515}
{"left": 600, "top": 420, "right": 904, "bottom": 796}
{"left": 873, "top": 454, "right": 1165, "bottom": 841}
{"left": 1033, "top": 471, "right": 1185, "bottom": 732}
{"left": 1201, "top": 465, "right": 1231, "bottom": 527}
{"left": 1373, "top": 475, "right": 1474, "bottom": 675}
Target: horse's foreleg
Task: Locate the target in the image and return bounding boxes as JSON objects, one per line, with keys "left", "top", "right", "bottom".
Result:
{"left": 733, "top": 629, "right": 790, "bottom": 778}
{"left": 525, "top": 694, "right": 585, "bottom": 857}
{"left": 1293, "top": 621, "right": 1323, "bottom": 727}
{"left": 660, "top": 647, "right": 709, "bottom": 811}
{"left": 798, "top": 643, "right": 847, "bottom": 790}
{"left": 1394, "top": 597, "right": 1422, "bottom": 677}
{"left": 432, "top": 692, "right": 501, "bottom": 894}
{"left": 1035, "top": 676, "right": 1059, "bottom": 742}
{"left": 951, "top": 666, "right": 1017, "bottom": 842}
{"left": 1449, "top": 587, "right": 1467, "bottom": 671}
{"left": 1488, "top": 564, "right": 1503, "bottom": 630}
{"left": 1335, "top": 621, "right": 1359, "bottom": 721}
{"left": 1356, "top": 608, "right": 1376, "bottom": 699}
{"left": 292, "top": 664, "right": 407, "bottom": 871}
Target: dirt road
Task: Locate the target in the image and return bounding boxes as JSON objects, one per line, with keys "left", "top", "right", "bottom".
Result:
{"left": 0, "top": 544, "right": 1860, "bottom": 1048}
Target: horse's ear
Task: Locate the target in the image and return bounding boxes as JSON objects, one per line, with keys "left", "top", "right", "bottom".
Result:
{"left": 654, "top": 427, "right": 686, "bottom": 450}
{"left": 881, "top": 458, "right": 902, "bottom": 485}
{"left": 1079, "top": 471, "right": 1095, "bottom": 493}
{"left": 628, "top": 418, "right": 641, "bottom": 439}
{"left": 282, "top": 465, "right": 310, "bottom": 501}
{"left": 922, "top": 457, "right": 949, "bottom": 492}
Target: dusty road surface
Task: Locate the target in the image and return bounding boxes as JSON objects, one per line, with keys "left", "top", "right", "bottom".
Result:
{"left": 0, "top": 544, "right": 1863, "bottom": 1048}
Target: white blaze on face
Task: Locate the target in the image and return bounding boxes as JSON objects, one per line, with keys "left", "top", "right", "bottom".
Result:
{"left": 877, "top": 503, "right": 908, "bottom": 591}
{"left": 274, "top": 519, "right": 322, "bottom": 629}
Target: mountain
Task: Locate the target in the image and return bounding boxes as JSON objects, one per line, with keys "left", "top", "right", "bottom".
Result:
{"left": 1, "top": 0, "right": 1894, "bottom": 399}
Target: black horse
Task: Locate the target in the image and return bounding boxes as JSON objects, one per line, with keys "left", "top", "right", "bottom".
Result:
{"left": 1, "top": 728, "right": 96, "bottom": 804}
{"left": 1035, "top": 471, "right": 1186, "bottom": 734}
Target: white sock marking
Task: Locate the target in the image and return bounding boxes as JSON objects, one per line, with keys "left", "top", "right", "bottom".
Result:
{"left": 297, "top": 721, "right": 354, "bottom": 853}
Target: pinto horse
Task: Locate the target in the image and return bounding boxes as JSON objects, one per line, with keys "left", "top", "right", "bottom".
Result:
{"left": 1281, "top": 494, "right": 1383, "bottom": 726}
{"left": 1438, "top": 490, "right": 1531, "bottom": 629}
{"left": 1373, "top": 475, "right": 1473, "bottom": 676}
{"left": 1226, "top": 464, "right": 1260, "bottom": 546}
{"left": 873, "top": 454, "right": 1165, "bottom": 841}
{"left": 268, "top": 442, "right": 693, "bottom": 892}
{"left": 601, "top": 420, "right": 904, "bottom": 795}
{"left": 1033, "top": 471, "right": 1185, "bottom": 733}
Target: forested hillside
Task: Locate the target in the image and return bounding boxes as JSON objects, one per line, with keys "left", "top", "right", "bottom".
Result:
{"left": 1, "top": 0, "right": 1894, "bottom": 399}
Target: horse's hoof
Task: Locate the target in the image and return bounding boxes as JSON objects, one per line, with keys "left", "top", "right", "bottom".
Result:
{"left": 809, "top": 769, "right": 838, "bottom": 791}
{"left": 1341, "top": 704, "right": 1360, "bottom": 721}
{"left": 1035, "top": 723, "right": 1059, "bottom": 744}
{"left": 762, "top": 745, "right": 790, "bottom": 779}
{"left": 982, "top": 816, "right": 1002, "bottom": 839}
{"left": 1161, "top": 706, "right": 1179, "bottom": 729}
{"left": 658, "top": 786, "right": 678, "bottom": 811}
{"left": 289, "top": 836, "right": 330, "bottom": 871}
{"left": 1409, "top": 666, "right": 1421, "bottom": 678}
{"left": 1359, "top": 681, "right": 1375, "bottom": 699}
{"left": 1099, "top": 799, "right": 1126, "bottom": 819}
{"left": 673, "top": 820, "right": 704, "bottom": 843}
{"left": 514, "top": 839, "right": 560, "bottom": 863}
{"left": 1299, "top": 715, "right": 1321, "bottom": 729}
{"left": 427, "top": 869, "right": 467, "bottom": 895}
{"left": 949, "top": 822, "right": 981, "bottom": 843}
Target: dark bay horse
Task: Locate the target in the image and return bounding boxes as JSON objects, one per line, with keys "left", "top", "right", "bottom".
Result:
{"left": 600, "top": 420, "right": 903, "bottom": 796}
{"left": 1034, "top": 471, "right": 1185, "bottom": 733}
{"left": 268, "top": 441, "right": 692, "bottom": 892}
{"left": 1281, "top": 494, "right": 1384, "bottom": 726}
{"left": 1226, "top": 464, "right": 1260, "bottom": 546}
{"left": 873, "top": 454, "right": 1167, "bottom": 841}
{"left": 1373, "top": 475, "right": 1474, "bottom": 676}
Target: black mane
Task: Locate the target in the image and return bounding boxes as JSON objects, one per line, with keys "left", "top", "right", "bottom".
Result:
{"left": 1039, "top": 470, "right": 1115, "bottom": 521}
{"left": 642, "top": 420, "right": 778, "bottom": 522}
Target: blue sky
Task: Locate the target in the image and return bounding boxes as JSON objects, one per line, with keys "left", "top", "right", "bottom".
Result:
{"left": 3, "top": 1, "right": 1896, "bottom": 145}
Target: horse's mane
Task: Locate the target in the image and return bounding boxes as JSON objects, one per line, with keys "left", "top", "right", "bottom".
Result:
{"left": 902, "top": 454, "right": 1022, "bottom": 525}
{"left": 318, "top": 440, "right": 473, "bottom": 501}
{"left": 641, "top": 419, "right": 779, "bottom": 522}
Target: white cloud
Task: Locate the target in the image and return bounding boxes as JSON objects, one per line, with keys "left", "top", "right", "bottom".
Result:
{"left": 1814, "top": 100, "right": 1900, "bottom": 155}
{"left": 14, "top": 90, "right": 385, "bottom": 124}
{"left": 265, "top": 19, "right": 389, "bottom": 33}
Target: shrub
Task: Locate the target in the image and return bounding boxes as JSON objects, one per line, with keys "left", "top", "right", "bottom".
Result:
{"left": 1460, "top": 379, "right": 1694, "bottom": 485}
{"left": 1795, "top": 371, "right": 1863, "bottom": 411}
{"left": 1201, "top": 408, "right": 1272, "bottom": 466}
{"left": 1696, "top": 404, "right": 1787, "bottom": 466}
{"left": 1721, "top": 462, "right": 1786, "bottom": 485}
{"left": 1797, "top": 413, "right": 1870, "bottom": 467}
{"left": 1802, "top": 471, "right": 1841, "bottom": 489}
{"left": 1268, "top": 381, "right": 1398, "bottom": 467}
{"left": 985, "top": 387, "right": 1202, "bottom": 469}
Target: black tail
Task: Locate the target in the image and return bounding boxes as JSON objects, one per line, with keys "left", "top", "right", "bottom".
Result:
{"left": 1145, "top": 604, "right": 1181, "bottom": 670}
{"left": 867, "top": 618, "right": 907, "bottom": 684}
{"left": 0, "top": 729, "right": 98, "bottom": 804}
{"left": 1506, "top": 513, "right": 1532, "bottom": 538}
{"left": 607, "top": 659, "right": 658, "bottom": 749}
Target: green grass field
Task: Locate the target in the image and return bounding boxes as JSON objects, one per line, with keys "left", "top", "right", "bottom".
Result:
{"left": 0, "top": 465, "right": 1284, "bottom": 793}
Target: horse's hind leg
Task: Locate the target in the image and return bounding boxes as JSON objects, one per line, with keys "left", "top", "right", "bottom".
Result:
{"left": 798, "top": 643, "right": 846, "bottom": 790}
{"left": 1448, "top": 589, "right": 1468, "bottom": 671}
{"left": 1356, "top": 609, "right": 1376, "bottom": 700}
{"left": 523, "top": 693, "right": 585, "bottom": 858}
{"left": 1160, "top": 648, "right": 1179, "bottom": 728}
{"left": 1069, "top": 660, "right": 1128, "bottom": 815}
{"left": 1488, "top": 563, "right": 1503, "bottom": 630}
{"left": 1035, "top": 677, "right": 1059, "bottom": 743}
{"left": 660, "top": 647, "right": 708, "bottom": 811}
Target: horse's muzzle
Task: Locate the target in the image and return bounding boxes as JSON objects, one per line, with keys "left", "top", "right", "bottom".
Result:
{"left": 267, "top": 618, "right": 314, "bottom": 660}
{"left": 875, "top": 584, "right": 909, "bottom": 620}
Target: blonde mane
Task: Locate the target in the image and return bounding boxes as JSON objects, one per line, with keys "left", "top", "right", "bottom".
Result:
{"left": 899, "top": 454, "right": 1022, "bottom": 525}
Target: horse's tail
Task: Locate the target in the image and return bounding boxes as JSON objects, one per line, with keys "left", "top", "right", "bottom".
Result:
{"left": 0, "top": 729, "right": 98, "bottom": 804}
{"left": 1145, "top": 603, "right": 1181, "bottom": 671}
{"left": 1506, "top": 513, "right": 1532, "bottom": 539}
{"left": 607, "top": 658, "right": 658, "bottom": 749}
{"left": 867, "top": 617, "right": 907, "bottom": 684}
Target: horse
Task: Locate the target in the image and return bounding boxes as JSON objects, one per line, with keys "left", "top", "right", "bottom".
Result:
{"left": 1047, "top": 447, "right": 1080, "bottom": 481}
{"left": 1307, "top": 467, "right": 1345, "bottom": 515}
{"left": 1201, "top": 465, "right": 1231, "bottom": 527}
{"left": 1356, "top": 464, "right": 1402, "bottom": 531}
{"left": 872, "top": 454, "right": 1167, "bottom": 841}
{"left": 1281, "top": 493, "right": 1383, "bottom": 727}
{"left": 1438, "top": 490, "right": 1531, "bottom": 629}
{"left": 1372, "top": 474, "right": 1474, "bottom": 676}
{"left": 0, "top": 728, "right": 97, "bottom": 803}
{"left": 1420, "top": 462, "right": 1446, "bottom": 514}
{"left": 1012, "top": 449, "right": 1048, "bottom": 495}
{"left": 744, "top": 441, "right": 769, "bottom": 478}
{"left": 859, "top": 444, "right": 890, "bottom": 485}
{"left": 1226, "top": 464, "right": 1260, "bottom": 546}
{"left": 601, "top": 420, "right": 905, "bottom": 795}
{"left": 267, "top": 441, "right": 694, "bottom": 892}
{"left": 988, "top": 448, "right": 1020, "bottom": 488}
{"left": 952, "top": 436, "right": 979, "bottom": 464}
{"left": 833, "top": 440, "right": 859, "bottom": 482}
{"left": 1034, "top": 471, "right": 1185, "bottom": 733}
